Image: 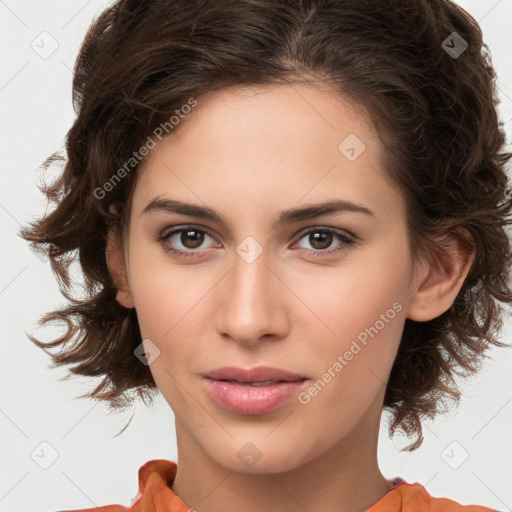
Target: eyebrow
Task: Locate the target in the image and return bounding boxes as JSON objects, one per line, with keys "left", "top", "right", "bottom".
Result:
{"left": 141, "top": 197, "right": 374, "bottom": 228}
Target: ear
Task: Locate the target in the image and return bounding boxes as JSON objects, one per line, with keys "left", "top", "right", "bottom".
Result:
{"left": 406, "top": 228, "right": 475, "bottom": 322}
{"left": 106, "top": 229, "right": 135, "bottom": 309}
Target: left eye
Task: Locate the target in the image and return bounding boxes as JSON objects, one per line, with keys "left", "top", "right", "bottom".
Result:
{"left": 158, "top": 226, "right": 355, "bottom": 258}
{"left": 294, "top": 228, "right": 355, "bottom": 255}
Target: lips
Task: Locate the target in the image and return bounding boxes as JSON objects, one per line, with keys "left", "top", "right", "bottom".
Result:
{"left": 202, "top": 366, "right": 307, "bottom": 415}
{"left": 202, "top": 366, "right": 306, "bottom": 384}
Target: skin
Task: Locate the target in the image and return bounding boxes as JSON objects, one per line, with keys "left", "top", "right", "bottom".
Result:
{"left": 107, "top": 83, "right": 474, "bottom": 512}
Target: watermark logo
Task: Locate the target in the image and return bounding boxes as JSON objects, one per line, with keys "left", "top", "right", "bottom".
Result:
{"left": 236, "top": 236, "right": 263, "bottom": 264}
{"left": 31, "top": 441, "right": 59, "bottom": 469}
{"left": 442, "top": 32, "right": 468, "bottom": 59}
{"left": 134, "top": 338, "right": 161, "bottom": 366}
{"left": 237, "top": 442, "right": 262, "bottom": 468}
{"left": 441, "top": 441, "right": 469, "bottom": 469}
{"left": 338, "top": 134, "right": 366, "bottom": 161}
{"left": 31, "top": 31, "right": 59, "bottom": 59}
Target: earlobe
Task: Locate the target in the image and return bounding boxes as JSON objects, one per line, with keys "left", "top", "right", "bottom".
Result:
{"left": 406, "top": 229, "right": 475, "bottom": 322}
{"left": 106, "top": 229, "right": 135, "bottom": 309}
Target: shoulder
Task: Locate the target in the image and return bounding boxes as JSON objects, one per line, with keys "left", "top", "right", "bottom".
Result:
{"left": 368, "top": 480, "right": 498, "bottom": 512}
{"left": 56, "top": 459, "right": 185, "bottom": 512}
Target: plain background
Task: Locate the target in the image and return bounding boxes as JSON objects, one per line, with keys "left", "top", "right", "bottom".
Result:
{"left": 1, "top": 1, "right": 511, "bottom": 511}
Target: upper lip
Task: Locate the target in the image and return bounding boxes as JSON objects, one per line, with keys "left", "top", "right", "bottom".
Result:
{"left": 203, "top": 366, "right": 306, "bottom": 383}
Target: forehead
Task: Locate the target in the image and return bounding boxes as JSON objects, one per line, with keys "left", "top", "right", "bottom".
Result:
{"left": 132, "top": 83, "right": 405, "bottom": 227}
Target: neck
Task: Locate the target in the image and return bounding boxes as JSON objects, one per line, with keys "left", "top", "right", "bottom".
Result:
{"left": 171, "top": 408, "right": 390, "bottom": 512}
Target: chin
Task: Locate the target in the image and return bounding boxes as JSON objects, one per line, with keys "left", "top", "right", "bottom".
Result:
{"left": 205, "top": 435, "right": 316, "bottom": 475}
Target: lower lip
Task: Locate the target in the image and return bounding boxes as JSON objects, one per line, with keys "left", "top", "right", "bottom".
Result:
{"left": 204, "top": 378, "right": 306, "bottom": 415}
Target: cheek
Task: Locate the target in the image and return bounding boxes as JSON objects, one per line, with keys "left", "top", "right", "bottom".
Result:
{"left": 293, "top": 244, "right": 409, "bottom": 407}
{"left": 295, "top": 242, "right": 408, "bottom": 349}
{"left": 126, "top": 238, "right": 212, "bottom": 397}
{"left": 127, "top": 236, "right": 205, "bottom": 339}
{"left": 302, "top": 282, "right": 404, "bottom": 395}
{"left": 131, "top": 252, "right": 206, "bottom": 410}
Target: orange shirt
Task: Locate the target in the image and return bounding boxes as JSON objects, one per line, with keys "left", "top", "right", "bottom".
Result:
{"left": 60, "top": 459, "right": 497, "bottom": 512}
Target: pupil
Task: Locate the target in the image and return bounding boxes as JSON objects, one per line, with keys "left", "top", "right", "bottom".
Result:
{"left": 182, "top": 230, "right": 204, "bottom": 249}
{"left": 311, "top": 232, "right": 331, "bottom": 250}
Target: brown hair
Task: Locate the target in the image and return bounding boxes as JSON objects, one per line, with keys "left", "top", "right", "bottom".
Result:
{"left": 21, "top": 0, "right": 512, "bottom": 450}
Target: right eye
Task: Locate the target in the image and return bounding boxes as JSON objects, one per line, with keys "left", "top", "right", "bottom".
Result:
{"left": 157, "top": 225, "right": 220, "bottom": 258}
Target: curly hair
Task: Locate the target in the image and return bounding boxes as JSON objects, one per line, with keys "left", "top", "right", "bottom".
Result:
{"left": 21, "top": 0, "right": 512, "bottom": 450}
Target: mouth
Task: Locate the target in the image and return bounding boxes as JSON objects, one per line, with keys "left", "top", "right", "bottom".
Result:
{"left": 215, "top": 379, "right": 295, "bottom": 386}
{"left": 202, "top": 366, "right": 307, "bottom": 415}
{"left": 202, "top": 365, "right": 306, "bottom": 383}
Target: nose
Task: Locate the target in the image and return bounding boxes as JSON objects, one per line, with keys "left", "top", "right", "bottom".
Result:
{"left": 215, "top": 247, "right": 289, "bottom": 347}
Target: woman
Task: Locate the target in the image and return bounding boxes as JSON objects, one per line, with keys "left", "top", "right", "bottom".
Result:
{"left": 22, "top": 0, "right": 511, "bottom": 510}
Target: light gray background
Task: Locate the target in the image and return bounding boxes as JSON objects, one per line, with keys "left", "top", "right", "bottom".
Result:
{"left": 1, "top": 1, "right": 511, "bottom": 511}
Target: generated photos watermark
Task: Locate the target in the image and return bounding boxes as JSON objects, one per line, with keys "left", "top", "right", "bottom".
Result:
{"left": 93, "top": 97, "right": 197, "bottom": 200}
{"left": 298, "top": 301, "right": 403, "bottom": 405}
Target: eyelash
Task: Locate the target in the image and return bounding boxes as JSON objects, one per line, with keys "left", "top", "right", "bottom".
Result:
{"left": 156, "top": 225, "right": 357, "bottom": 259}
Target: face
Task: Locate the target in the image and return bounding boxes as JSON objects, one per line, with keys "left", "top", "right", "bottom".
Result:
{"left": 121, "top": 83, "right": 421, "bottom": 474}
